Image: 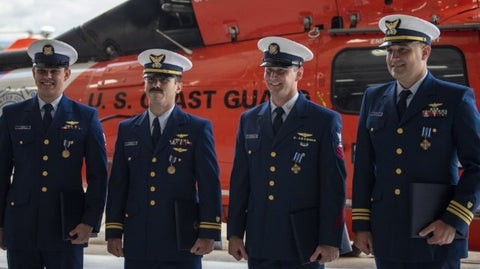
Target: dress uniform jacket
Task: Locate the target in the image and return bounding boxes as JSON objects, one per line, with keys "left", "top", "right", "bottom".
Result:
{"left": 352, "top": 72, "right": 480, "bottom": 262}
{"left": 0, "top": 95, "right": 107, "bottom": 251}
{"left": 105, "top": 105, "right": 222, "bottom": 261}
{"left": 227, "top": 92, "right": 347, "bottom": 261}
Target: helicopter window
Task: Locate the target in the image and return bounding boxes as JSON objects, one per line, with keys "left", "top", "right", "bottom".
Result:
{"left": 331, "top": 46, "right": 468, "bottom": 115}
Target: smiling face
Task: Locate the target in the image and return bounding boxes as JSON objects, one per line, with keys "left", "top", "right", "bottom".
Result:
{"left": 264, "top": 66, "right": 303, "bottom": 106}
{"left": 32, "top": 67, "right": 70, "bottom": 103}
{"left": 385, "top": 42, "right": 430, "bottom": 88}
{"left": 144, "top": 75, "right": 181, "bottom": 115}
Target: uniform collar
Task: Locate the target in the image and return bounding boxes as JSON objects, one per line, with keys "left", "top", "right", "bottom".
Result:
{"left": 148, "top": 105, "right": 175, "bottom": 133}
{"left": 396, "top": 71, "right": 428, "bottom": 97}
{"left": 38, "top": 95, "right": 62, "bottom": 112}
{"left": 270, "top": 91, "right": 299, "bottom": 117}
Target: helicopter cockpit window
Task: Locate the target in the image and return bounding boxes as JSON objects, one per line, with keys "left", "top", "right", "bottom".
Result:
{"left": 331, "top": 46, "right": 468, "bottom": 115}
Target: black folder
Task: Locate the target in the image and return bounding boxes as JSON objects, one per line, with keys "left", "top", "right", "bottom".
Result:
{"left": 60, "top": 191, "right": 100, "bottom": 240}
{"left": 174, "top": 200, "right": 199, "bottom": 250}
{"left": 410, "top": 182, "right": 465, "bottom": 239}
{"left": 290, "top": 207, "right": 352, "bottom": 264}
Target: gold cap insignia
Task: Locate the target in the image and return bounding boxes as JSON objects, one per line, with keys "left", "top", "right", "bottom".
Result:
{"left": 149, "top": 54, "right": 165, "bottom": 69}
{"left": 268, "top": 43, "right": 279, "bottom": 55}
{"left": 42, "top": 45, "right": 54, "bottom": 56}
{"left": 385, "top": 19, "right": 401, "bottom": 36}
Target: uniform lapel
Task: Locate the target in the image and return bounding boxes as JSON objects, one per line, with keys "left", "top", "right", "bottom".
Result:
{"left": 155, "top": 106, "right": 188, "bottom": 154}
{"left": 27, "top": 97, "right": 44, "bottom": 134}
{"left": 133, "top": 112, "right": 154, "bottom": 150}
{"left": 52, "top": 96, "right": 73, "bottom": 134}
{"left": 273, "top": 93, "right": 306, "bottom": 147}
{"left": 257, "top": 102, "right": 274, "bottom": 141}
{"left": 380, "top": 82, "right": 398, "bottom": 123}
{"left": 401, "top": 73, "right": 436, "bottom": 124}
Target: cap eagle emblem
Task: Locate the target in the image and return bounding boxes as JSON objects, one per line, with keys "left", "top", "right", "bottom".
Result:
{"left": 42, "top": 45, "right": 54, "bottom": 56}
{"left": 268, "top": 43, "right": 279, "bottom": 55}
{"left": 149, "top": 54, "right": 165, "bottom": 68}
{"left": 385, "top": 19, "right": 401, "bottom": 36}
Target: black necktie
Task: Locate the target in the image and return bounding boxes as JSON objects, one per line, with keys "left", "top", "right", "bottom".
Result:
{"left": 397, "top": 90, "right": 412, "bottom": 119}
{"left": 272, "top": 107, "right": 285, "bottom": 135}
{"left": 42, "top": 104, "right": 53, "bottom": 129}
{"left": 152, "top": 117, "right": 161, "bottom": 147}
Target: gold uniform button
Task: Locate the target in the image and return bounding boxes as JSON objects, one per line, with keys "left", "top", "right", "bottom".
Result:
{"left": 127, "top": 156, "right": 132, "bottom": 161}
{"left": 150, "top": 186, "right": 156, "bottom": 192}
{"left": 397, "top": 128, "right": 404, "bottom": 134}
{"left": 394, "top": 189, "right": 401, "bottom": 195}
{"left": 41, "top": 186, "right": 48, "bottom": 192}
{"left": 42, "top": 155, "right": 49, "bottom": 161}
{"left": 42, "top": 171, "right": 48, "bottom": 177}
{"left": 248, "top": 150, "right": 252, "bottom": 155}
{"left": 44, "top": 139, "right": 50, "bottom": 145}
{"left": 19, "top": 140, "right": 24, "bottom": 145}
{"left": 125, "top": 213, "right": 129, "bottom": 218}
{"left": 268, "top": 195, "right": 274, "bottom": 201}
{"left": 269, "top": 166, "right": 276, "bottom": 172}
{"left": 395, "top": 168, "right": 402, "bottom": 175}
{"left": 10, "top": 202, "right": 15, "bottom": 206}
{"left": 370, "top": 127, "right": 374, "bottom": 132}
{"left": 152, "top": 157, "right": 157, "bottom": 163}
{"left": 150, "top": 200, "right": 156, "bottom": 206}
{"left": 269, "top": 180, "right": 275, "bottom": 186}
{"left": 396, "top": 148, "right": 403, "bottom": 155}
{"left": 150, "top": 171, "right": 156, "bottom": 177}
{"left": 270, "top": 152, "right": 277, "bottom": 157}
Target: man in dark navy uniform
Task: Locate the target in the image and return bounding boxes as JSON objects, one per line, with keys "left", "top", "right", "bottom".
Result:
{"left": 105, "top": 49, "right": 222, "bottom": 269}
{"left": 352, "top": 14, "right": 480, "bottom": 269}
{"left": 0, "top": 39, "right": 108, "bottom": 269}
{"left": 227, "top": 36, "right": 347, "bottom": 269}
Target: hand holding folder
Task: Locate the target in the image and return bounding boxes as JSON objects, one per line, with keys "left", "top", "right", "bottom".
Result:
{"left": 409, "top": 182, "right": 465, "bottom": 239}
{"left": 60, "top": 191, "right": 101, "bottom": 241}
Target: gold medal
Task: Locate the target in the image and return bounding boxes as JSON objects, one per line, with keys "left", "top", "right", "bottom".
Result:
{"left": 62, "top": 149, "right": 70, "bottom": 158}
{"left": 167, "top": 165, "right": 176, "bottom": 174}
{"left": 420, "top": 138, "right": 431, "bottom": 150}
{"left": 291, "top": 164, "right": 301, "bottom": 174}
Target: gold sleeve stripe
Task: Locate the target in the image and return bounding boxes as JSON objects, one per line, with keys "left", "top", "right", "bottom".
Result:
{"left": 199, "top": 224, "right": 222, "bottom": 230}
{"left": 352, "top": 213, "right": 370, "bottom": 217}
{"left": 105, "top": 223, "right": 124, "bottom": 230}
{"left": 352, "top": 208, "right": 371, "bottom": 213}
{"left": 200, "top": 221, "right": 221, "bottom": 226}
{"left": 352, "top": 216, "right": 371, "bottom": 221}
{"left": 447, "top": 201, "right": 473, "bottom": 225}
{"left": 450, "top": 201, "right": 474, "bottom": 219}
{"left": 446, "top": 206, "right": 471, "bottom": 225}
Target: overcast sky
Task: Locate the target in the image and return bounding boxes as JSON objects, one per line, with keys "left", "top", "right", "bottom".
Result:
{"left": 0, "top": 0, "right": 127, "bottom": 43}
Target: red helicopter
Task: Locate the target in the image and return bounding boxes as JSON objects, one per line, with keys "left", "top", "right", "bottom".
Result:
{"left": 1, "top": 0, "right": 479, "bottom": 253}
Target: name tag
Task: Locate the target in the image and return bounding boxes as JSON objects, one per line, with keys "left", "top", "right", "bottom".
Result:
{"left": 124, "top": 141, "right": 138, "bottom": 146}
{"left": 245, "top": 134, "right": 258, "bottom": 139}
{"left": 369, "top": 112, "right": 383, "bottom": 117}
{"left": 14, "top": 125, "right": 31, "bottom": 130}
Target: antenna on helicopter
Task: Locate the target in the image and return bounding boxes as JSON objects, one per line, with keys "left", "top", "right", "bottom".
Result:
{"left": 155, "top": 29, "right": 193, "bottom": 55}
